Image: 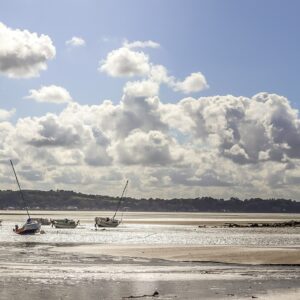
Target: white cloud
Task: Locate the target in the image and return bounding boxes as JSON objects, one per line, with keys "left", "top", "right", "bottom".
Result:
{"left": 123, "top": 80, "right": 159, "bottom": 98}
{"left": 172, "top": 72, "right": 209, "bottom": 93}
{"left": 99, "top": 42, "right": 209, "bottom": 95}
{"left": 66, "top": 36, "right": 86, "bottom": 47}
{"left": 0, "top": 108, "right": 15, "bottom": 121}
{"left": 0, "top": 22, "right": 55, "bottom": 78}
{"left": 112, "top": 129, "right": 181, "bottom": 165}
{"left": 0, "top": 34, "right": 294, "bottom": 198}
{"left": 170, "top": 93, "right": 300, "bottom": 165}
{"left": 0, "top": 121, "right": 18, "bottom": 164}
{"left": 25, "top": 114, "right": 82, "bottom": 147}
{"left": 99, "top": 47, "right": 150, "bottom": 77}
{"left": 25, "top": 85, "right": 73, "bottom": 104}
{"left": 149, "top": 64, "right": 169, "bottom": 83}
{"left": 224, "top": 144, "right": 250, "bottom": 163}
{"left": 2, "top": 85, "right": 300, "bottom": 199}
{"left": 123, "top": 40, "right": 160, "bottom": 49}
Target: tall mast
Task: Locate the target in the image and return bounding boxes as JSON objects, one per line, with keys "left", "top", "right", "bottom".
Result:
{"left": 10, "top": 160, "right": 30, "bottom": 219}
{"left": 113, "top": 180, "right": 128, "bottom": 219}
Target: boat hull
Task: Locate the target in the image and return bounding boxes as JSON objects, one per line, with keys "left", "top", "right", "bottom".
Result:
{"left": 51, "top": 219, "right": 79, "bottom": 229}
{"left": 14, "top": 220, "right": 41, "bottom": 235}
{"left": 53, "top": 223, "right": 78, "bottom": 229}
{"left": 95, "top": 217, "right": 120, "bottom": 228}
{"left": 16, "top": 228, "right": 40, "bottom": 235}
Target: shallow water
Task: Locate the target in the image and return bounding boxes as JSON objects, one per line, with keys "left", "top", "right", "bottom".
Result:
{"left": 0, "top": 211, "right": 300, "bottom": 246}
{"left": 1, "top": 222, "right": 300, "bottom": 247}
{"left": 2, "top": 210, "right": 300, "bottom": 222}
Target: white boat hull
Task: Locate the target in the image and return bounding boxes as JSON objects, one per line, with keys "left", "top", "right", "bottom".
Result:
{"left": 95, "top": 217, "right": 120, "bottom": 228}
{"left": 53, "top": 223, "right": 78, "bottom": 229}
{"left": 14, "top": 220, "right": 41, "bottom": 235}
{"left": 51, "top": 219, "right": 79, "bottom": 229}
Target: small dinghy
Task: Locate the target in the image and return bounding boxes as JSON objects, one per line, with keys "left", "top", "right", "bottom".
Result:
{"left": 51, "top": 218, "right": 80, "bottom": 229}
{"left": 13, "top": 218, "right": 41, "bottom": 235}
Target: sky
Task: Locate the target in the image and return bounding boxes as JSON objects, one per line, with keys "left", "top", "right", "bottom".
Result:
{"left": 1, "top": 0, "right": 300, "bottom": 199}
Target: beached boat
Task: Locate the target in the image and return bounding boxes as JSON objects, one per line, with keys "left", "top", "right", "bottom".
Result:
{"left": 10, "top": 160, "right": 41, "bottom": 235}
{"left": 13, "top": 218, "right": 41, "bottom": 235}
{"left": 51, "top": 218, "right": 80, "bottom": 229}
{"left": 95, "top": 216, "right": 120, "bottom": 227}
{"left": 95, "top": 180, "right": 128, "bottom": 228}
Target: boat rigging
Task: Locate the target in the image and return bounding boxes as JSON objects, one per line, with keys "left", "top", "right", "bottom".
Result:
{"left": 10, "top": 160, "right": 41, "bottom": 235}
{"left": 95, "top": 180, "right": 129, "bottom": 228}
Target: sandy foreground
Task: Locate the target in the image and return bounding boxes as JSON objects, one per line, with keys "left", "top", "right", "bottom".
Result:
{"left": 1, "top": 242, "right": 298, "bottom": 300}
{"left": 1, "top": 212, "right": 300, "bottom": 299}
{"left": 53, "top": 244, "right": 300, "bottom": 265}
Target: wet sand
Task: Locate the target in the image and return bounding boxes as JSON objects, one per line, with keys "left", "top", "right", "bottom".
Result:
{"left": 1, "top": 241, "right": 300, "bottom": 300}
{"left": 54, "top": 244, "right": 300, "bottom": 265}
{"left": 1, "top": 278, "right": 300, "bottom": 300}
{"left": 1, "top": 211, "right": 300, "bottom": 299}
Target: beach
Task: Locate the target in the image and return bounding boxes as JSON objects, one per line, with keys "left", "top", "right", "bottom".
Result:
{"left": 0, "top": 211, "right": 299, "bottom": 299}
{"left": 54, "top": 244, "right": 300, "bottom": 265}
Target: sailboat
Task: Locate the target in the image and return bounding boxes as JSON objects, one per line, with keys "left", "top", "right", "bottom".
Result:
{"left": 10, "top": 160, "right": 41, "bottom": 235}
{"left": 95, "top": 180, "right": 128, "bottom": 228}
{"left": 50, "top": 218, "right": 80, "bottom": 228}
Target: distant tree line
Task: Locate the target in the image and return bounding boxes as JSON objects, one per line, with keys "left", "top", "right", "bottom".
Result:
{"left": 0, "top": 190, "right": 299, "bottom": 213}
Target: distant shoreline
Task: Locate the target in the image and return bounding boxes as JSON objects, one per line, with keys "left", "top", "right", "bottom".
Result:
{"left": 1, "top": 189, "right": 300, "bottom": 213}
{"left": 1, "top": 209, "right": 300, "bottom": 213}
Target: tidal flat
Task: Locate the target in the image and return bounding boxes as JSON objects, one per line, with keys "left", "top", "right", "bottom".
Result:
{"left": 0, "top": 211, "right": 299, "bottom": 299}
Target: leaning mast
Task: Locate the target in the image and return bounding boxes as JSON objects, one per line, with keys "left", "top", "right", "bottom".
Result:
{"left": 112, "top": 180, "right": 128, "bottom": 220}
{"left": 10, "top": 160, "right": 30, "bottom": 219}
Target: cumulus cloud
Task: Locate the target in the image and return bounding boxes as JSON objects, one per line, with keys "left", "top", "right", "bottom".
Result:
{"left": 0, "top": 22, "right": 55, "bottom": 78}
{"left": 171, "top": 72, "right": 209, "bottom": 93}
{"left": 123, "top": 80, "right": 159, "bottom": 98}
{"left": 0, "top": 108, "right": 15, "bottom": 121}
{"left": 165, "top": 93, "right": 300, "bottom": 166}
{"left": 24, "top": 114, "right": 82, "bottom": 147}
{"left": 99, "top": 41, "right": 208, "bottom": 95}
{"left": 149, "top": 64, "right": 169, "bottom": 84}
{"left": 0, "top": 121, "right": 18, "bottom": 165}
{"left": 99, "top": 47, "right": 150, "bottom": 77}
{"left": 25, "top": 85, "right": 73, "bottom": 104}
{"left": 0, "top": 39, "right": 297, "bottom": 198}
{"left": 66, "top": 36, "right": 86, "bottom": 47}
{"left": 2, "top": 86, "right": 300, "bottom": 199}
{"left": 112, "top": 130, "right": 181, "bottom": 165}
